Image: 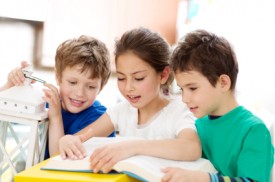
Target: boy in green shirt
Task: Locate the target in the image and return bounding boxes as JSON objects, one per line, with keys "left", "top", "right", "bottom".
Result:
{"left": 162, "top": 29, "right": 274, "bottom": 182}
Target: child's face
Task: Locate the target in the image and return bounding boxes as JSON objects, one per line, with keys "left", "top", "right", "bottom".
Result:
{"left": 175, "top": 70, "right": 224, "bottom": 118}
{"left": 57, "top": 65, "right": 101, "bottom": 113}
{"left": 116, "top": 52, "right": 163, "bottom": 110}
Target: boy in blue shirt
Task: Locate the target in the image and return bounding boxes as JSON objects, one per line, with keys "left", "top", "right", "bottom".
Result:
{"left": 2, "top": 35, "right": 115, "bottom": 159}
{"left": 162, "top": 29, "right": 274, "bottom": 182}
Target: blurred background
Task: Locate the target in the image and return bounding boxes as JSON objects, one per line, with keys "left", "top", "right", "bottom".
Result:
{"left": 0, "top": 0, "right": 275, "bottom": 125}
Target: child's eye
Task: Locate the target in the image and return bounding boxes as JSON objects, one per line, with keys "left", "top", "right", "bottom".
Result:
{"left": 88, "top": 86, "right": 96, "bottom": 89}
{"left": 117, "top": 77, "right": 125, "bottom": 81}
{"left": 190, "top": 87, "right": 197, "bottom": 91}
{"left": 69, "top": 81, "right": 77, "bottom": 85}
{"left": 135, "top": 77, "right": 144, "bottom": 81}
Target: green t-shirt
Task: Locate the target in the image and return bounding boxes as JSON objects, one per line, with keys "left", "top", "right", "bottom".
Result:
{"left": 196, "top": 106, "right": 274, "bottom": 182}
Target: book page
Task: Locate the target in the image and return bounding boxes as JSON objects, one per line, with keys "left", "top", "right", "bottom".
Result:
{"left": 42, "top": 155, "right": 91, "bottom": 172}
{"left": 42, "top": 137, "right": 141, "bottom": 172}
{"left": 114, "top": 156, "right": 164, "bottom": 181}
{"left": 113, "top": 155, "right": 217, "bottom": 182}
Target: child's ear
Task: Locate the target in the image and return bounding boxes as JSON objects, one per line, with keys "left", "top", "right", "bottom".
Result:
{"left": 219, "top": 74, "right": 231, "bottom": 91}
{"left": 160, "top": 66, "right": 170, "bottom": 84}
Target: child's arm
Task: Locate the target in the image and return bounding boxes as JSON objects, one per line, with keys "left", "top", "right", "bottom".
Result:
{"left": 137, "top": 128, "right": 201, "bottom": 160}
{"left": 42, "top": 83, "right": 64, "bottom": 157}
{"left": 58, "top": 113, "right": 115, "bottom": 160}
{"left": 89, "top": 128, "right": 201, "bottom": 173}
{"left": 122, "top": 128, "right": 201, "bottom": 161}
{"left": 161, "top": 168, "right": 254, "bottom": 182}
{"left": 161, "top": 167, "right": 210, "bottom": 182}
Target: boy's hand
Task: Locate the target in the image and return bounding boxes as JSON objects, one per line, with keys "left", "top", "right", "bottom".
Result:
{"left": 59, "top": 135, "right": 87, "bottom": 160}
{"left": 7, "top": 61, "right": 29, "bottom": 87}
{"left": 161, "top": 167, "right": 210, "bottom": 182}
{"left": 89, "top": 141, "right": 135, "bottom": 173}
{"left": 42, "top": 83, "right": 61, "bottom": 120}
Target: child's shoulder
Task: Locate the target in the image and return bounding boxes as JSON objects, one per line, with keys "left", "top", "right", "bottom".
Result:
{"left": 167, "top": 97, "right": 187, "bottom": 106}
{"left": 92, "top": 100, "right": 104, "bottom": 107}
{"left": 232, "top": 106, "right": 270, "bottom": 134}
{"left": 108, "top": 100, "right": 134, "bottom": 113}
{"left": 164, "top": 98, "right": 185, "bottom": 109}
{"left": 164, "top": 98, "right": 193, "bottom": 116}
{"left": 237, "top": 106, "right": 265, "bottom": 124}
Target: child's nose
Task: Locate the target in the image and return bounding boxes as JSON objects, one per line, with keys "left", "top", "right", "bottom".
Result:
{"left": 125, "top": 81, "right": 134, "bottom": 92}
{"left": 181, "top": 92, "right": 189, "bottom": 104}
{"left": 75, "top": 87, "right": 85, "bottom": 97}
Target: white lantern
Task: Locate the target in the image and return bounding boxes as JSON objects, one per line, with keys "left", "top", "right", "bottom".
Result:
{"left": 0, "top": 67, "right": 48, "bottom": 178}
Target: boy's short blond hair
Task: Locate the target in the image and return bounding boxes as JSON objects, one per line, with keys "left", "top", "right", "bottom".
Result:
{"left": 55, "top": 35, "right": 111, "bottom": 90}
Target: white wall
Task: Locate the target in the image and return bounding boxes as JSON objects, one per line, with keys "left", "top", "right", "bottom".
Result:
{"left": 0, "top": 0, "right": 47, "bottom": 86}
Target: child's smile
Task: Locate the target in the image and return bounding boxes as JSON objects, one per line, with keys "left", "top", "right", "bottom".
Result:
{"left": 69, "top": 98, "right": 86, "bottom": 107}
{"left": 59, "top": 65, "right": 101, "bottom": 113}
{"left": 127, "top": 95, "right": 141, "bottom": 104}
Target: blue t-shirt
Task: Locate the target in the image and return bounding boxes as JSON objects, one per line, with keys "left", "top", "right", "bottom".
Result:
{"left": 45, "top": 100, "right": 115, "bottom": 159}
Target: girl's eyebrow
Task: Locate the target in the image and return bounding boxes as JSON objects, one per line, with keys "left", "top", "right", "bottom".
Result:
{"left": 116, "top": 70, "right": 147, "bottom": 75}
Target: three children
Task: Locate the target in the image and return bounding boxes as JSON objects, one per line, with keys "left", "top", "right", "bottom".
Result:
{"left": 1, "top": 27, "right": 273, "bottom": 182}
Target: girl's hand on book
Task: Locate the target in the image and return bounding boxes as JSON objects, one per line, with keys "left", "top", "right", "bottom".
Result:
{"left": 161, "top": 167, "right": 211, "bottom": 182}
{"left": 89, "top": 141, "right": 135, "bottom": 173}
{"left": 59, "top": 135, "right": 87, "bottom": 160}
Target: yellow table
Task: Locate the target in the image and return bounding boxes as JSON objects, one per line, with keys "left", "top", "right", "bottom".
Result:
{"left": 14, "top": 159, "right": 140, "bottom": 182}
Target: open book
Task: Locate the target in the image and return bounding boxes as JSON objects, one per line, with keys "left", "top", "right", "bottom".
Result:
{"left": 41, "top": 137, "right": 217, "bottom": 182}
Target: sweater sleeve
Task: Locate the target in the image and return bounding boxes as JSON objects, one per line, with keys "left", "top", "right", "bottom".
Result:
{"left": 209, "top": 173, "right": 255, "bottom": 182}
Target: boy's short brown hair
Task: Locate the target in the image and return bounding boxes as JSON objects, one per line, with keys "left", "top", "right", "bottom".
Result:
{"left": 55, "top": 35, "right": 111, "bottom": 90}
{"left": 170, "top": 29, "right": 238, "bottom": 91}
